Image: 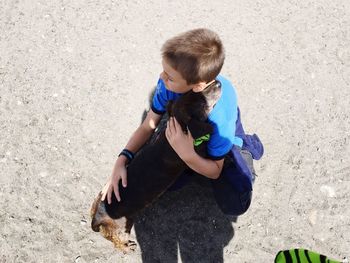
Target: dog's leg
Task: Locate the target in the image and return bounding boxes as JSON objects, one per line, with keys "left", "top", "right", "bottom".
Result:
{"left": 124, "top": 217, "right": 136, "bottom": 252}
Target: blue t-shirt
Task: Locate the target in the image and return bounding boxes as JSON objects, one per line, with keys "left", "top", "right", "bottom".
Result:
{"left": 151, "top": 75, "right": 243, "bottom": 159}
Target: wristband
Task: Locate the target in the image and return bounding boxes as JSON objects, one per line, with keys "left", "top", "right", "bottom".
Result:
{"left": 118, "top": 149, "right": 135, "bottom": 163}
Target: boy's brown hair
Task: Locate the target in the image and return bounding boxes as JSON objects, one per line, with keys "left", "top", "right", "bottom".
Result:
{"left": 161, "top": 28, "right": 225, "bottom": 85}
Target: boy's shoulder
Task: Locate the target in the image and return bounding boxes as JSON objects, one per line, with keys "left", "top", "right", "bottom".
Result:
{"left": 216, "top": 74, "right": 231, "bottom": 84}
{"left": 212, "top": 74, "right": 238, "bottom": 112}
{"left": 151, "top": 78, "right": 182, "bottom": 114}
{"left": 216, "top": 75, "right": 236, "bottom": 93}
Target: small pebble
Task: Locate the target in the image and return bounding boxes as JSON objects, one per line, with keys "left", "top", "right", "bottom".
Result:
{"left": 39, "top": 171, "right": 48, "bottom": 178}
{"left": 320, "top": 185, "right": 336, "bottom": 198}
{"left": 308, "top": 210, "right": 317, "bottom": 225}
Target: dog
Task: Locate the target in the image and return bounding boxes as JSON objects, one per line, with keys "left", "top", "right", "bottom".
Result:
{"left": 90, "top": 82, "right": 221, "bottom": 253}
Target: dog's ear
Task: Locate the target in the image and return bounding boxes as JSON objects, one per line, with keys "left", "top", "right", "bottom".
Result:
{"left": 187, "top": 119, "right": 213, "bottom": 139}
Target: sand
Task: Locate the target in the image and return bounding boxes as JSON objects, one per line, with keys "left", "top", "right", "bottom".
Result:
{"left": 1, "top": 0, "right": 349, "bottom": 262}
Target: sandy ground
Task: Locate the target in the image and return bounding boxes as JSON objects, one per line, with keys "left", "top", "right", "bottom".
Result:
{"left": 1, "top": 0, "right": 349, "bottom": 262}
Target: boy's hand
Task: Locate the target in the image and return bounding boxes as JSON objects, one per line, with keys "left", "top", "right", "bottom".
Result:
{"left": 165, "top": 117, "right": 195, "bottom": 161}
{"left": 101, "top": 159, "right": 128, "bottom": 204}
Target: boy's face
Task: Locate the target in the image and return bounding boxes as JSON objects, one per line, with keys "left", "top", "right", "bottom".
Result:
{"left": 160, "top": 59, "right": 192, "bottom": 94}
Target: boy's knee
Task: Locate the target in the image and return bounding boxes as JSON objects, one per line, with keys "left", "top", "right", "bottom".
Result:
{"left": 216, "top": 190, "right": 252, "bottom": 216}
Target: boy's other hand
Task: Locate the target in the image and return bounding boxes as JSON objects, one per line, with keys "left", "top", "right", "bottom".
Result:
{"left": 101, "top": 160, "right": 128, "bottom": 204}
{"left": 166, "top": 117, "right": 195, "bottom": 161}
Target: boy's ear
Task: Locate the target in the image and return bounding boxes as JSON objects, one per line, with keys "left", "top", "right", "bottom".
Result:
{"left": 191, "top": 82, "right": 207, "bottom": 93}
{"left": 187, "top": 119, "right": 213, "bottom": 139}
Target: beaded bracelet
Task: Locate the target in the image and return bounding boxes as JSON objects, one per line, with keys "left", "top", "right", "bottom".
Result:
{"left": 118, "top": 149, "right": 135, "bottom": 163}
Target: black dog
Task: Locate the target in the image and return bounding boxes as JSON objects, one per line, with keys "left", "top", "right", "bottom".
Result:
{"left": 91, "top": 86, "right": 219, "bottom": 252}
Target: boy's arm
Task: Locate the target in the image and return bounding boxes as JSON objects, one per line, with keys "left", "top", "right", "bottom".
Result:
{"left": 166, "top": 117, "right": 224, "bottom": 179}
{"left": 102, "top": 109, "right": 162, "bottom": 204}
{"left": 123, "top": 109, "right": 162, "bottom": 153}
{"left": 184, "top": 152, "right": 224, "bottom": 179}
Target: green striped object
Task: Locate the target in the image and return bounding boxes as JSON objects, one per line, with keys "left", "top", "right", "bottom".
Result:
{"left": 193, "top": 134, "right": 210, "bottom": 147}
{"left": 274, "top": 249, "right": 341, "bottom": 263}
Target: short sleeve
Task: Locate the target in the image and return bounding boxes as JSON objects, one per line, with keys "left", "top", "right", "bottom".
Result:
{"left": 151, "top": 78, "right": 181, "bottom": 114}
{"left": 206, "top": 121, "right": 234, "bottom": 160}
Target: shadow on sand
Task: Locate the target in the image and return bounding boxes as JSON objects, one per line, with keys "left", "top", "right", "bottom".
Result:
{"left": 133, "top": 176, "right": 236, "bottom": 263}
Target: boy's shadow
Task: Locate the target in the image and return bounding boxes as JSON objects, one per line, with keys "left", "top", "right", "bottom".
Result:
{"left": 133, "top": 176, "right": 236, "bottom": 263}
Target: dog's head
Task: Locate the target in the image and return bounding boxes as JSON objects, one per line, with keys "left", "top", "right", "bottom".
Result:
{"left": 167, "top": 91, "right": 213, "bottom": 139}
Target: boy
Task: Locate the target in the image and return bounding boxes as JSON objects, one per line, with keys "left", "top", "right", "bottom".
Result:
{"left": 101, "top": 28, "right": 263, "bottom": 216}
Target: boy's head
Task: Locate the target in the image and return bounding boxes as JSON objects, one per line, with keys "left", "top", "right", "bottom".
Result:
{"left": 160, "top": 28, "right": 225, "bottom": 93}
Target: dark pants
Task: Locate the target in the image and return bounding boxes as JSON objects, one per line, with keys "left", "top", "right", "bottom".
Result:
{"left": 212, "top": 148, "right": 255, "bottom": 216}
{"left": 169, "top": 148, "right": 256, "bottom": 216}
